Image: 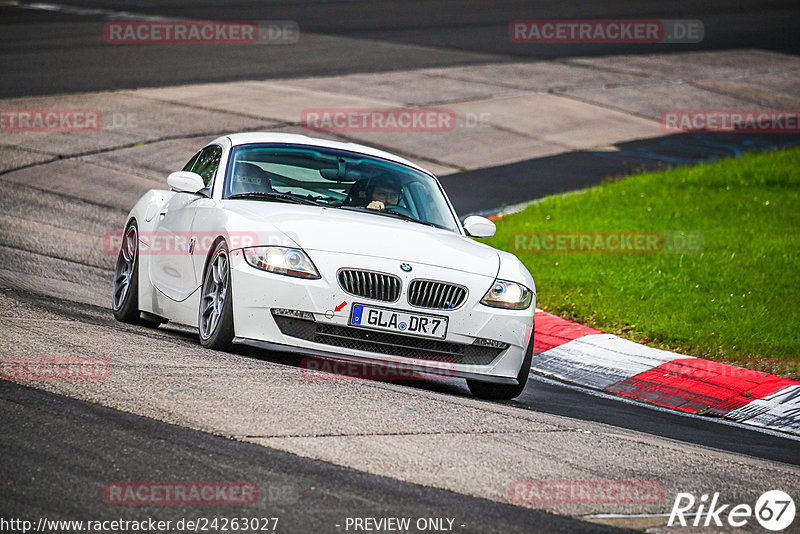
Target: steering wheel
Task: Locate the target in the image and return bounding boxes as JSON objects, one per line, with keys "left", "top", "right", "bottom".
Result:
{"left": 385, "top": 204, "right": 415, "bottom": 218}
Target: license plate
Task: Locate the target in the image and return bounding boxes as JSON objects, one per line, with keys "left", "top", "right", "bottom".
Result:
{"left": 349, "top": 303, "right": 448, "bottom": 339}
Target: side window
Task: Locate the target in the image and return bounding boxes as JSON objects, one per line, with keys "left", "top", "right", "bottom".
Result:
{"left": 181, "top": 152, "right": 200, "bottom": 172}
{"left": 189, "top": 145, "right": 223, "bottom": 187}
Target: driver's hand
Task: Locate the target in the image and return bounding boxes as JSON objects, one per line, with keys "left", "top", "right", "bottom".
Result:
{"left": 367, "top": 200, "right": 385, "bottom": 210}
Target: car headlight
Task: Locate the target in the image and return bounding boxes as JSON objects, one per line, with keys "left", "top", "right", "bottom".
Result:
{"left": 242, "top": 246, "right": 320, "bottom": 279}
{"left": 480, "top": 279, "right": 533, "bottom": 310}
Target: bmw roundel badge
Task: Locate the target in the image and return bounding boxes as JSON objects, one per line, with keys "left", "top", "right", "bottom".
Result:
{"left": 400, "top": 263, "right": 412, "bottom": 272}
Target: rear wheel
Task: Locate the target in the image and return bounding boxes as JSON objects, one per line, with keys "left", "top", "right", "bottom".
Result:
{"left": 112, "top": 221, "right": 161, "bottom": 327}
{"left": 199, "top": 241, "right": 235, "bottom": 350}
{"left": 467, "top": 337, "right": 533, "bottom": 400}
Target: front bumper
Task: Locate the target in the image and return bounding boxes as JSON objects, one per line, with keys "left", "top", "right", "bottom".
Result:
{"left": 232, "top": 337, "right": 518, "bottom": 384}
{"left": 229, "top": 249, "right": 534, "bottom": 382}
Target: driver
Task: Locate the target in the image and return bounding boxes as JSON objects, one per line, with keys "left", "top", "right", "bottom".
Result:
{"left": 366, "top": 176, "right": 401, "bottom": 210}
{"left": 231, "top": 162, "right": 272, "bottom": 195}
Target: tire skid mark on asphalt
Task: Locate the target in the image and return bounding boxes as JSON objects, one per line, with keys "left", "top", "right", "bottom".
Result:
{"left": 0, "top": 223, "right": 111, "bottom": 271}
{"left": 0, "top": 244, "right": 111, "bottom": 288}
{"left": 3, "top": 272, "right": 799, "bottom": 518}
{"left": 0, "top": 210, "right": 115, "bottom": 243}
{"left": 0, "top": 286, "right": 156, "bottom": 337}
{"left": 0, "top": 159, "right": 161, "bottom": 212}
{"left": 0, "top": 151, "right": 60, "bottom": 176}
{"left": 0, "top": 129, "right": 266, "bottom": 177}
{"left": 0, "top": 246, "right": 109, "bottom": 280}
{"left": 1, "top": 286, "right": 575, "bottom": 438}
{"left": 0, "top": 171, "right": 122, "bottom": 272}
{"left": 230, "top": 428, "right": 576, "bottom": 439}
{"left": 74, "top": 154, "right": 182, "bottom": 185}
{"left": 121, "top": 90, "right": 300, "bottom": 126}
{"left": 0, "top": 178, "right": 125, "bottom": 230}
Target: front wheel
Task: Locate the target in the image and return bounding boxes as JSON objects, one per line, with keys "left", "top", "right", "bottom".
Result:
{"left": 199, "top": 241, "right": 235, "bottom": 350}
{"left": 112, "top": 221, "right": 160, "bottom": 327}
{"left": 467, "top": 337, "right": 533, "bottom": 400}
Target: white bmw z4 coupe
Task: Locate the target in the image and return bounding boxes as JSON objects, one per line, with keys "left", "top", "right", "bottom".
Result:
{"left": 112, "top": 133, "right": 536, "bottom": 399}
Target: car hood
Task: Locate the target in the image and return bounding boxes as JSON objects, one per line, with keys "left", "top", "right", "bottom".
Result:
{"left": 222, "top": 201, "right": 500, "bottom": 277}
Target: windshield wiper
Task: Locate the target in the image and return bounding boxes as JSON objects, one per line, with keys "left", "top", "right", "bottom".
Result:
{"left": 384, "top": 209, "right": 440, "bottom": 227}
{"left": 227, "top": 192, "right": 319, "bottom": 205}
{"left": 340, "top": 206, "right": 438, "bottom": 228}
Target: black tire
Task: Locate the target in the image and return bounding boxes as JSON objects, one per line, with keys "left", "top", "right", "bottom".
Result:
{"left": 467, "top": 336, "right": 533, "bottom": 400}
{"left": 112, "top": 221, "right": 161, "bottom": 327}
{"left": 198, "top": 241, "right": 235, "bottom": 350}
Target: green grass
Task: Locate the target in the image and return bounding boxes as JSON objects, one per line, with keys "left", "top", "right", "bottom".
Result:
{"left": 485, "top": 147, "right": 800, "bottom": 371}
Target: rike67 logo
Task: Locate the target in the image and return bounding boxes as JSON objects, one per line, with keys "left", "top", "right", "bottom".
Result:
{"left": 668, "top": 490, "right": 795, "bottom": 531}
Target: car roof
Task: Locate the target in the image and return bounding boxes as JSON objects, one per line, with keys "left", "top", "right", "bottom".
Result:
{"left": 217, "top": 132, "right": 430, "bottom": 175}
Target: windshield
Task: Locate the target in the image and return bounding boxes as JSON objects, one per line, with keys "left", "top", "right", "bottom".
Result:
{"left": 224, "top": 144, "right": 458, "bottom": 232}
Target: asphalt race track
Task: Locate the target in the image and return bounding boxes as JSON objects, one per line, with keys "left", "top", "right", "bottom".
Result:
{"left": 2, "top": 1, "right": 800, "bottom": 533}
{"left": 1, "top": 380, "right": 627, "bottom": 534}
{"left": 2, "top": 0, "right": 800, "bottom": 97}
{"left": 444, "top": 132, "right": 800, "bottom": 215}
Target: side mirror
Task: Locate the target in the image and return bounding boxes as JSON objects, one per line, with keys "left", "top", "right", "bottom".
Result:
{"left": 463, "top": 215, "right": 496, "bottom": 238}
{"left": 167, "top": 171, "right": 206, "bottom": 194}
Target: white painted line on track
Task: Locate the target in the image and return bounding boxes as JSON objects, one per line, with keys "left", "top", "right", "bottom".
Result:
{"left": 584, "top": 513, "right": 692, "bottom": 518}
{"left": 14, "top": 2, "right": 165, "bottom": 20}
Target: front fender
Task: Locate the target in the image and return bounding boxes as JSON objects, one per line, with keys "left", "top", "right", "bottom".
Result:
{"left": 496, "top": 250, "right": 536, "bottom": 296}
{"left": 123, "top": 189, "right": 174, "bottom": 233}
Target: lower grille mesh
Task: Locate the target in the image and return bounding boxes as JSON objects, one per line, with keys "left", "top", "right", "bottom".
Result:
{"left": 272, "top": 315, "right": 503, "bottom": 365}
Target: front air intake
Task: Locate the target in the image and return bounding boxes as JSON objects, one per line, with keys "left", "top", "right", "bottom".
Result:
{"left": 338, "top": 269, "right": 401, "bottom": 302}
{"left": 408, "top": 280, "right": 467, "bottom": 310}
